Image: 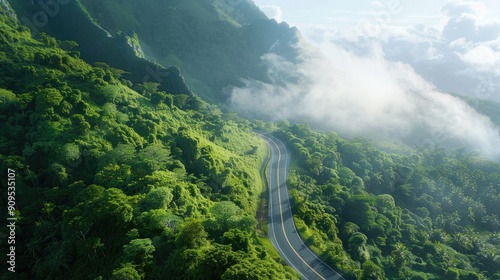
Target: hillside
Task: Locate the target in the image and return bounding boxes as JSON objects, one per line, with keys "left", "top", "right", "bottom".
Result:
{"left": 8, "top": 0, "right": 300, "bottom": 103}
{"left": 0, "top": 10, "right": 298, "bottom": 279}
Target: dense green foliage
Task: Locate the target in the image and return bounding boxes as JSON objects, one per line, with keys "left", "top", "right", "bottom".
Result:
{"left": 269, "top": 122, "right": 500, "bottom": 279}
{"left": 0, "top": 13, "right": 297, "bottom": 279}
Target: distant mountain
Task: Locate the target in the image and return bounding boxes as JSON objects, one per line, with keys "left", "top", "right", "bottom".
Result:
{"left": 8, "top": 0, "right": 300, "bottom": 103}
{"left": 461, "top": 96, "right": 500, "bottom": 127}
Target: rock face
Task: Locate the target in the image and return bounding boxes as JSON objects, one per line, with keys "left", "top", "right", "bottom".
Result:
{"left": 116, "top": 31, "right": 146, "bottom": 59}
{"left": 125, "top": 33, "right": 145, "bottom": 59}
{"left": 162, "top": 66, "right": 192, "bottom": 96}
{"left": 0, "top": 0, "right": 16, "bottom": 19}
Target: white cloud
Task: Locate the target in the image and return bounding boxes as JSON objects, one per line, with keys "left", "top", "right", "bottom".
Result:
{"left": 230, "top": 37, "right": 500, "bottom": 160}
{"left": 462, "top": 44, "right": 500, "bottom": 70}
{"left": 258, "top": 5, "right": 283, "bottom": 22}
{"left": 441, "top": 0, "right": 488, "bottom": 18}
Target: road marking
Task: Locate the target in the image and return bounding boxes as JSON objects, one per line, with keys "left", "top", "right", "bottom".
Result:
{"left": 273, "top": 137, "right": 344, "bottom": 280}
{"left": 265, "top": 140, "right": 308, "bottom": 280}
{"left": 261, "top": 134, "right": 326, "bottom": 280}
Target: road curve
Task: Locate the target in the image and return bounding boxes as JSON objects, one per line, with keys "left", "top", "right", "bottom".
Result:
{"left": 260, "top": 134, "right": 345, "bottom": 280}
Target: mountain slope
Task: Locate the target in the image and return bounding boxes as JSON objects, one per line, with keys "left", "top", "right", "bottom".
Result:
{"left": 463, "top": 97, "right": 500, "bottom": 127}
{"left": 0, "top": 11, "right": 298, "bottom": 279}
{"left": 8, "top": 0, "right": 300, "bottom": 102}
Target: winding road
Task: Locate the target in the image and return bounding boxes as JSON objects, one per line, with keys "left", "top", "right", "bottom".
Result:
{"left": 260, "top": 134, "right": 345, "bottom": 280}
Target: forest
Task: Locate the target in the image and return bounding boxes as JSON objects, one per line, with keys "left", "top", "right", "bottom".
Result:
{"left": 2, "top": 3, "right": 500, "bottom": 280}
{"left": 0, "top": 12, "right": 298, "bottom": 279}
{"left": 267, "top": 122, "right": 500, "bottom": 279}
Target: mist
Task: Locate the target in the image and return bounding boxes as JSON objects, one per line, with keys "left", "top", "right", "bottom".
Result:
{"left": 230, "top": 37, "right": 500, "bottom": 161}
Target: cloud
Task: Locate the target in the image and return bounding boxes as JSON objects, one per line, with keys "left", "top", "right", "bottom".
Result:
{"left": 441, "top": 0, "right": 488, "bottom": 18}
{"left": 230, "top": 36, "right": 500, "bottom": 161}
{"left": 258, "top": 5, "right": 283, "bottom": 22}
{"left": 315, "top": 0, "right": 500, "bottom": 102}
{"left": 461, "top": 42, "right": 500, "bottom": 71}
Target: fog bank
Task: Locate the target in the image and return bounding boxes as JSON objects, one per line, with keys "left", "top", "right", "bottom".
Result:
{"left": 230, "top": 38, "right": 500, "bottom": 161}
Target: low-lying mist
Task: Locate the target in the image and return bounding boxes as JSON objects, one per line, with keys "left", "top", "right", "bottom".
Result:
{"left": 230, "top": 38, "right": 500, "bottom": 161}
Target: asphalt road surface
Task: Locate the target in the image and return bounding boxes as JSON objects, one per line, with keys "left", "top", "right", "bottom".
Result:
{"left": 260, "top": 134, "right": 345, "bottom": 280}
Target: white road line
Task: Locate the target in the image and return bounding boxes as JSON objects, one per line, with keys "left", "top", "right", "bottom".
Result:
{"left": 261, "top": 134, "right": 326, "bottom": 280}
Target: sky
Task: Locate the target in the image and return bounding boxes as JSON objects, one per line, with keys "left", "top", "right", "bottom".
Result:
{"left": 253, "top": 0, "right": 500, "bottom": 34}
{"left": 250, "top": 0, "right": 500, "bottom": 101}
{"left": 229, "top": 0, "right": 500, "bottom": 160}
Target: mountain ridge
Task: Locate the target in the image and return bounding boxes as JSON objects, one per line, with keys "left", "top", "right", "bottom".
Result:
{"left": 8, "top": 0, "right": 301, "bottom": 103}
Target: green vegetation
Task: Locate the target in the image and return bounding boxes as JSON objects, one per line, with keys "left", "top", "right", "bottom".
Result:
{"left": 0, "top": 13, "right": 297, "bottom": 279}
{"left": 268, "top": 122, "right": 500, "bottom": 279}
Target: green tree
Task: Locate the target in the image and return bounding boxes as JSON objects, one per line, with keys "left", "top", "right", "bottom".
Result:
{"left": 121, "top": 238, "right": 155, "bottom": 270}
{"left": 198, "top": 244, "right": 239, "bottom": 279}
{"left": 348, "top": 232, "right": 369, "bottom": 262}
{"left": 136, "top": 209, "right": 181, "bottom": 237}
{"left": 361, "top": 260, "right": 385, "bottom": 280}
{"left": 151, "top": 91, "right": 167, "bottom": 105}
{"left": 206, "top": 201, "right": 243, "bottom": 235}
{"left": 111, "top": 263, "right": 141, "bottom": 280}
{"left": 391, "top": 243, "right": 411, "bottom": 269}
{"left": 445, "top": 268, "right": 460, "bottom": 280}
{"left": 89, "top": 188, "right": 133, "bottom": 243}
{"left": 222, "top": 229, "right": 250, "bottom": 252}
{"left": 0, "top": 88, "right": 19, "bottom": 111}
{"left": 142, "top": 188, "right": 173, "bottom": 210}
{"left": 36, "top": 88, "right": 63, "bottom": 112}
{"left": 175, "top": 219, "right": 208, "bottom": 249}
{"left": 136, "top": 82, "right": 160, "bottom": 98}
{"left": 221, "top": 257, "right": 293, "bottom": 280}
{"left": 94, "top": 163, "right": 131, "bottom": 189}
